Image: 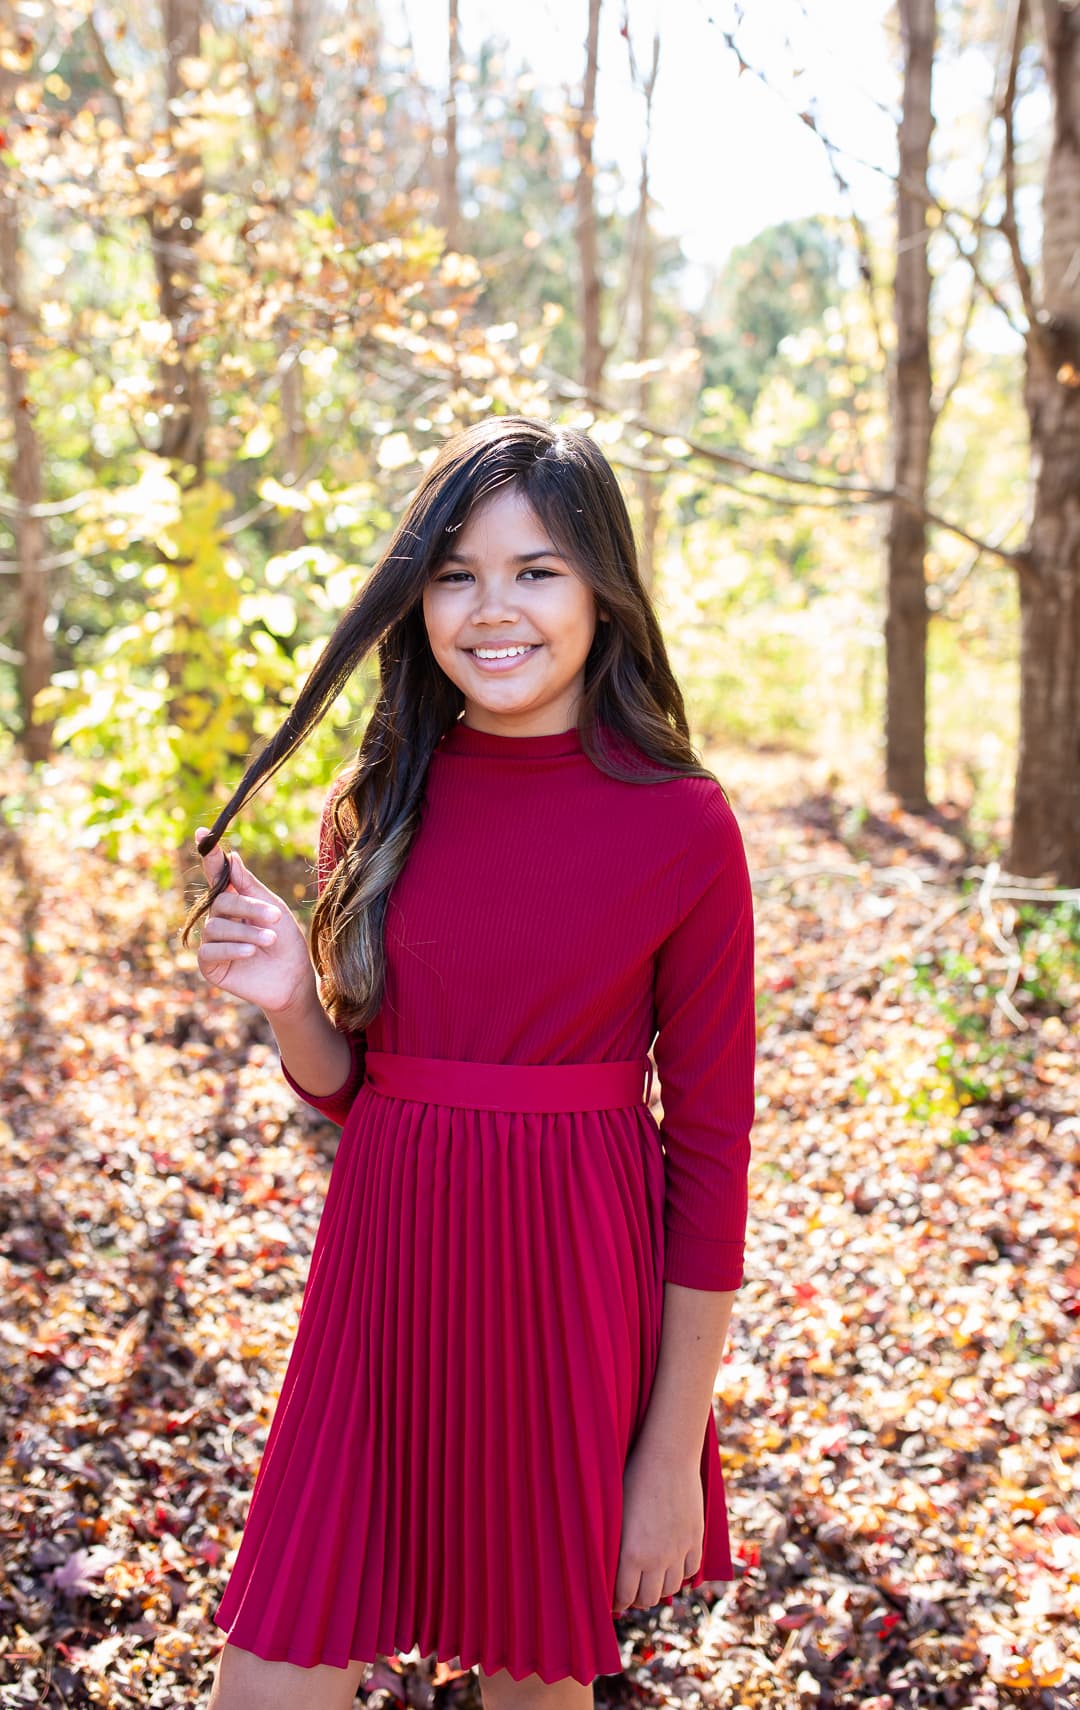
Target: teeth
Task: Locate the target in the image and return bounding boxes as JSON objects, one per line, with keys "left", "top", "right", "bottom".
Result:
{"left": 472, "top": 645, "right": 534, "bottom": 659}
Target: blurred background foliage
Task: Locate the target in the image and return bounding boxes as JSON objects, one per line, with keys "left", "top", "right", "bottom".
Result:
{"left": 0, "top": 0, "right": 1048, "bottom": 888}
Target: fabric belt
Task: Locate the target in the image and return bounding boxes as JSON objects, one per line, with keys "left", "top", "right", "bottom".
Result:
{"left": 364, "top": 1050, "right": 654, "bottom": 1114}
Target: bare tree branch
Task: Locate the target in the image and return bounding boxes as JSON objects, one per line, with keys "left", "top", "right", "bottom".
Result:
{"left": 716, "top": 24, "right": 889, "bottom": 372}
{"left": 925, "top": 508, "right": 1028, "bottom": 610}
{"left": 710, "top": 10, "right": 1027, "bottom": 339}
{"left": 999, "top": 0, "right": 1038, "bottom": 327}
{"left": 543, "top": 368, "right": 1033, "bottom": 573}
{"left": 931, "top": 145, "right": 1002, "bottom": 421}
{"left": 81, "top": 10, "right": 128, "bottom": 133}
{"left": 607, "top": 454, "right": 880, "bottom": 512}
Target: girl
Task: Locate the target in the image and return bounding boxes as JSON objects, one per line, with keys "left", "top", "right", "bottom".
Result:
{"left": 183, "top": 416, "right": 757, "bottom": 1710}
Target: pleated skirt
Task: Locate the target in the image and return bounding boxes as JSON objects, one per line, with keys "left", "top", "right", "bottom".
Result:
{"left": 211, "top": 1057, "right": 733, "bottom": 1685}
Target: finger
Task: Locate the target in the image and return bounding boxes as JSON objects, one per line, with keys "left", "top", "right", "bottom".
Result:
{"left": 194, "top": 826, "right": 226, "bottom": 879}
{"left": 194, "top": 827, "right": 247, "bottom": 895}
{"left": 203, "top": 916, "right": 277, "bottom": 946}
{"left": 216, "top": 847, "right": 281, "bottom": 906}
{"left": 613, "top": 1572, "right": 641, "bottom": 1614}
{"left": 637, "top": 1575, "right": 664, "bottom": 1609}
{"left": 197, "top": 943, "right": 257, "bottom": 972}
{"left": 209, "top": 894, "right": 281, "bottom": 925}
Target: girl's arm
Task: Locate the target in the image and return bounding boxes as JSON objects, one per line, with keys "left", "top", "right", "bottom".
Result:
{"left": 633, "top": 1284, "right": 737, "bottom": 1462}
{"left": 651, "top": 784, "right": 756, "bottom": 1292}
{"left": 269, "top": 991, "right": 360, "bottom": 1112}
{"left": 643, "top": 783, "right": 757, "bottom": 1442}
{"left": 273, "top": 782, "right": 367, "bottom": 1125}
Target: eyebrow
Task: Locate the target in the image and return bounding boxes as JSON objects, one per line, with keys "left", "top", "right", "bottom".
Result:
{"left": 440, "top": 547, "right": 567, "bottom": 565}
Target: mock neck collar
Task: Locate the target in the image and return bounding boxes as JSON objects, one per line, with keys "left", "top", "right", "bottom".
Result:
{"left": 437, "top": 718, "right": 584, "bottom": 759}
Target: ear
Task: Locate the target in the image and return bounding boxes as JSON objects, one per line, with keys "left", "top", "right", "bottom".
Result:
{"left": 599, "top": 610, "right": 611, "bottom": 622}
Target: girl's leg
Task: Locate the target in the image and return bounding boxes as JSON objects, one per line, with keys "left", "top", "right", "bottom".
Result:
{"left": 477, "top": 1664, "right": 595, "bottom": 1710}
{"left": 206, "top": 1641, "right": 368, "bottom": 1710}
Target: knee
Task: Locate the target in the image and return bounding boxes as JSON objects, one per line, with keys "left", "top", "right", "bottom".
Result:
{"left": 477, "top": 1663, "right": 594, "bottom": 1710}
{"left": 207, "top": 1641, "right": 367, "bottom": 1710}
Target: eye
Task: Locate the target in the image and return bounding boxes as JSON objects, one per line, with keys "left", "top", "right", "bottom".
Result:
{"left": 432, "top": 567, "right": 560, "bottom": 583}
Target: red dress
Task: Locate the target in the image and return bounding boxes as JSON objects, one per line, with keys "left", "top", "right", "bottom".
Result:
{"left": 212, "top": 717, "right": 757, "bottom": 1684}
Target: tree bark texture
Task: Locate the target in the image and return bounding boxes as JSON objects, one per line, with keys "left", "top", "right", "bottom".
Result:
{"left": 280, "top": 0, "right": 317, "bottom": 553}
{"left": 441, "top": 0, "right": 462, "bottom": 254}
{"left": 0, "top": 0, "right": 52, "bottom": 759}
{"left": 1010, "top": 0, "right": 1080, "bottom": 883}
{"left": 885, "top": 0, "right": 936, "bottom": 809}
{"left": 630, "top": 26, "right": 660, "bottom": 592}
{"left": 575, "top": 0, "right": 604, "bottom": 395}
{"left": 154, "top": 0, "right": 208, "bottom": 482}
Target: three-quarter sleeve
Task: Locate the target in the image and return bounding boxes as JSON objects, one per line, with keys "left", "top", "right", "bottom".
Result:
{"left": 652, "top": 783, "right": 756, "bottom": 1291}
{"left": 277, "top": 782, "right": 367, "bottom": 1126}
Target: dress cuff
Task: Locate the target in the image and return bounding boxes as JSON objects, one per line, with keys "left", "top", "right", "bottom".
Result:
{"left": 662, "top": 1231, "right": 745, "bottom": 1292}
{"left": 278, "top": 1029, "right": 367, "bottom": 1125}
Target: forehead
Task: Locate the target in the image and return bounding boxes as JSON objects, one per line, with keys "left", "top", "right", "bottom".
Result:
{"left": 451, "top": 485, "right": 549, "bottom": 546}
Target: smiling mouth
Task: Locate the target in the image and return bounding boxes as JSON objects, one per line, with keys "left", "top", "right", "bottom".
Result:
{"left": 465, "top": 644, "right": 541, "bottom": 660}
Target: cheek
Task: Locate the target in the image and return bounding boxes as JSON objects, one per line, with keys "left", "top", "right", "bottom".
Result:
{"left": 421, "top": 593, "right": 448, "bottom": 651}
{"left": 568, "top": 595, "right": 599, "bottom": 653}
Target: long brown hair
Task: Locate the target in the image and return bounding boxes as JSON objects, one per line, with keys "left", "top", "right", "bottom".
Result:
{"left": 180, "top": 414, "right": 724, "bottom": 1031}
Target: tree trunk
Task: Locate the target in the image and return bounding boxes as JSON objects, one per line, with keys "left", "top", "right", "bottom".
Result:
{"left": 630, "top": 28, "right": 660, "bottom": 591}
{"left": 885, "top": 0, "right": 936, "bottom": 810}
{"left": 0, "top": 0, "right": 52, "bottom": 761}
{"left": 441, "top": 0, "right": 462, "bottom": 254}
{"left": 1009, "top": 0, "right": 1080, "bottom": 883}
{"left": 147, "top": 0, "right": 208, "bottom": 763}
{"left": 280, "top": 0, "right": 316, "bottom": 552}
{"left": 634, "top": 217, "right": 659, "bottom": 593}
{"left": 575, "top": 0, "right": 604, "bottom": 395}
{"left": 153, "top": 0, "right": 208, "bottom": 485}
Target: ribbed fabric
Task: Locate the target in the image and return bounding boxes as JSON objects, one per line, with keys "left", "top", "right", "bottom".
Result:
{"left": 212, "top": 715, "right": 757, "bottom": 1684}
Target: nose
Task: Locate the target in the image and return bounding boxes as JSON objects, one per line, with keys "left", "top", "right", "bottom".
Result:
{"left": 470, "top": 582, "right": 521, "bottom": 624}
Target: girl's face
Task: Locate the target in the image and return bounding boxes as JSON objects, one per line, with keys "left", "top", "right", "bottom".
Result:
{"left": 422, "top": 484, "right": 605, "bottom": 736}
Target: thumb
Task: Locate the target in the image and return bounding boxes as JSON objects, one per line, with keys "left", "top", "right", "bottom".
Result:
{"left": 194, "top": 827, "right": 245, "bottom": 893}
{"left": 198, "top": 833, "right": 277, "bottom": 903}
{"left": 194, "top": 827, "right": 227, "bottom": 884}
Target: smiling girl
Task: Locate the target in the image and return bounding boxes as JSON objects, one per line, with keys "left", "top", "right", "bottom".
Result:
{"left": 182, "top": 416, "right": 757, "bottom": 1710}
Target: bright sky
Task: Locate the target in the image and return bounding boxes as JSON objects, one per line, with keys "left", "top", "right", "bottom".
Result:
{"left": 392, "top": 0, "right": 899, "bottom": 299}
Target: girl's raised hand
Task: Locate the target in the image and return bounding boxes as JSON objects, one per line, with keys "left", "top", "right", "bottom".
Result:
{"left": 193, "top": 829, "right": 317, "bottom": 1017}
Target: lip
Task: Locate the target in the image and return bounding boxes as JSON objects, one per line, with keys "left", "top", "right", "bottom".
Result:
{"left": 463, "top": 643, "right": 542, "bottom": 673}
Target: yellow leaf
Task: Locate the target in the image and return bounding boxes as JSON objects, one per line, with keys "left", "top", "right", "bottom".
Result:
{"left": 257, "top": 476, "right": 312, "bottom": 512}
{"left": 177, "top": 56, "right": 211, "bottom": 88}
{"left": 377, "top": 432, "right": 414, "bottom": 471}
{"left": 238, "top": 422, "right": 274, "bottom": 460}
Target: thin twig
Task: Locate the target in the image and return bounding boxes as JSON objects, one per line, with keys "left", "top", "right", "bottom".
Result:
{"left": 978, "top": 859, "right": 1027, "bottom": 1027}
{"left": 752, "top": 859, "right": 1078, "bottom": 906}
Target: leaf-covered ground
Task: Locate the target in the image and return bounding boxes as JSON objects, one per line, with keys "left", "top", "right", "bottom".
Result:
{"left": 1, "top": 753, "right": 1078, "bottom": 1710}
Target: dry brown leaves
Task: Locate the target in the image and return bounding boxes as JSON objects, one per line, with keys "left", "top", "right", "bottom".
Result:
{"left": 1, "top": 755, "right": 1077, "bottom": 1709}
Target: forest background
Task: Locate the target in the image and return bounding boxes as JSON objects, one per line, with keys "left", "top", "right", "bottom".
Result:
{"left": 1, "top": 1, "right": 1079, "bottom": 1707}
{"left": 2, "top": 0, "right": 1076, "bottom": 881}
